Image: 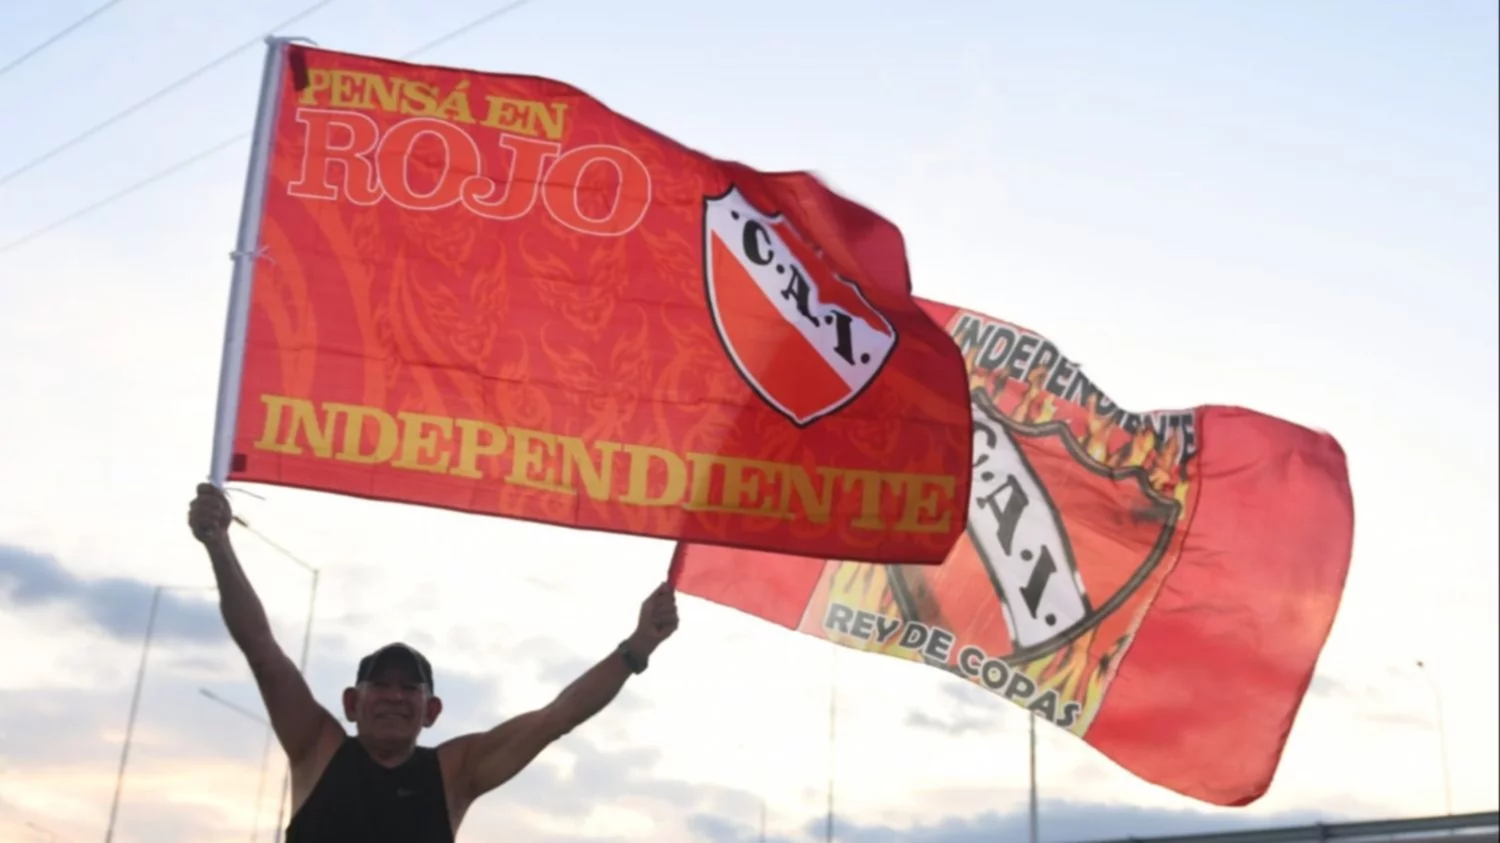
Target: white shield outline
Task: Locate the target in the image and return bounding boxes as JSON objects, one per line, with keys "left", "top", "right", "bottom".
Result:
{"left": 700, "top": 184, "right": 899, "bottom": 427}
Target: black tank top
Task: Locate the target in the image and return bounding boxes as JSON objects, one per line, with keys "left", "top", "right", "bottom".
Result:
{"left": 285, "top": 736, "right": 454, "bottom": 843}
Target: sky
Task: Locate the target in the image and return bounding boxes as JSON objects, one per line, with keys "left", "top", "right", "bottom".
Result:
{"left": 0, "top": 0, "right": 1496, "bottom": 841}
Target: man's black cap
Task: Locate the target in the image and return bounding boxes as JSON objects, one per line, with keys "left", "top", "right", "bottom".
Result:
{"left": 356, "top": 643, "right": 434, "bottom": 690}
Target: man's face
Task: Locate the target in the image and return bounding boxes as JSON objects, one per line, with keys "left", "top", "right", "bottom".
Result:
{"left": 343, "top": 659, "right": 441, "bottom": 743}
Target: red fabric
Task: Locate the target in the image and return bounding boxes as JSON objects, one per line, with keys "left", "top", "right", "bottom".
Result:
{"left": 674, "top": 299, "right": 1354, "bottom": 806}
{"left": 227, "top": 44, "right": 973, "bottom": 564}
{"left": 1084, "top": 407, "right": 1353, "bottom": 804}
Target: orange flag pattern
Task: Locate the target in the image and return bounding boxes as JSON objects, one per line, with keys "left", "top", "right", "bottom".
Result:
{"left": 675, "top": 298, "right": 1354, "bottom": 806}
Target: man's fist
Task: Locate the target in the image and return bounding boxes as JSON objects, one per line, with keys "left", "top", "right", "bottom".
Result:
{"left": 188, "top": 483, "right": 232, "bottom": 545}
{"left": 630, "top": 582, "right": 679, "bottom": 653}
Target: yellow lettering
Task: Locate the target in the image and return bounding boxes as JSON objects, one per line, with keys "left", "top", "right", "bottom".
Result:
{"left": 435, "top": 80, "right": 475, "bottom": 124}
{"left": 253, "top": 395, "right": 289, "bottom": 453}
{"left": 780, "top": 465, "right": 839, "bottom": 524}
{"left": 253, "top": 395, "right": 336, "bottom": 457}
{"left": 620, "top": 445, "right": 686, "bottom": 506}
{"left": 481, "top": 96, "right": 520, "bottom": 131}
{"left": 481, "top": 96, "right": 568, "bottom": 139}
{"left": 560, "top": 436, "right": 617, "bottom": 500}
{"left": 329, "top": 70, "right": 361, "bottom": 108}
{"left": 392, "top": 412, "right": 453, "bottom": 473}
{"left": 725, "top": 457, "right": 780, "bottom": 515}
{"left": 300, "top": 73, "right": 563, "bottom": 136}
{"left": 842, "top": 470, "right": 888, "bottom": 530}
{"left": 329, "top": 403, "right": 398, "bottom": 464}
{"left": 404, "top": 81, "right": 439, "bottom": 115}
{"left": 683, "top": 454, "right": 717, "bottom": 511}
{"left": 508, "top": 427, "right": 565, "bottom": 492}
{"left": 451, "top": 418, "right": 507, "bottom": 479}
{"left": 527, "top": 101, "right": 567, "bottom": 140}
{"left": 893, "top": 473, "right": 956, "bottom": 533}
{"left": 245, "top": 394, "right": 956, "bottom": 538}
{"left": 362, "top": 72, "right": 402, "bottom": 112}
{"left": 299, "top": 69, "right": 331, "bottom": 105}
{"left": 684, "top": 454, "right": 781, "bottom": 516}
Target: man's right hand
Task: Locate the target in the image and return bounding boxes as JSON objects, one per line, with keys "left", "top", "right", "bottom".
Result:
{"left": 188, "top": 483, "right": 232, "bottom": 545}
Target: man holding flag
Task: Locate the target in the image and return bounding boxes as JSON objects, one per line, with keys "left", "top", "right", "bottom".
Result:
{"left": 187, "top": 483, "right": 679, "bottom": 843}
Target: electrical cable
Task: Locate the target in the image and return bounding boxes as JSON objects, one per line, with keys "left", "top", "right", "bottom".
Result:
{"left": 232, "top": 514, "right": 320, "bottom": 575}
{"left": 0, "top": 0, "right": 336, "bottom": 190}
{"left": 0, "top": 133, "right": 246, "bottom": 256}
{"left": 0, "top": 0, "right": 128, "bottom": 80}
{"left": 0, "top": 0, "right": 549, "bottom": 258}
{"left": 397, "top": 0, "right": 541, "bottom": 59}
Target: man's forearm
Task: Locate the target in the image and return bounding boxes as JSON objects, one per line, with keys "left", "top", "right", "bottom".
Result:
{"left": 550, "top": 639, "right": 646, "bottom": 730}
{"left": 205, "top": 536, "right": 278, "bottom": 660}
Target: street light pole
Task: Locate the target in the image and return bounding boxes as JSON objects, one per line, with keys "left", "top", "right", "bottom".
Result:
{"left": 270, "top": 565, "right": 318, "bottom": 843}
{"left": 1415, "top": 660, "right": 1454, "bottom": 815}
{"left": 231, "top": 516, "right": 320, "bottom": 843}
{"left": 200, "top": 687, "right": 269, "bottom": 727}
{"left": 825, "top": 649, "right": 837, "bottom": 843}
{"left": 198, "top": 688, "right": 272, "bottom": 842}
{"left": 1028, "top": 711, "right": 1039, "bottom": 843}
{"left": 249, "top": 723, "right": 275, "bottom": 843}
{"left": 103, "top": 584, "right": 214, "bottom": 843}
{"left": 102, "top": 586, "right": 159, "bottom": 843}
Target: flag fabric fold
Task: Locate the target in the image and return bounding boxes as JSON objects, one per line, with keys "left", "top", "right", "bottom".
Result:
{"left": 673, "top": 298, "right": 1354, "bottom": 806}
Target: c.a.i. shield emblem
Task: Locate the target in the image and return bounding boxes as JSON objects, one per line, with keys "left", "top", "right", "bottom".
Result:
{"left": 701, "top": 185, "right": 897, "bottom": 427}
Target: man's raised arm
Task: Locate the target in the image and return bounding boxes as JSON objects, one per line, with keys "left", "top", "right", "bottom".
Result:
{"left": 445, "top": 583, "right": 680, "bottom": 803}
{"left": 189, "top": 484, "right": 338, "bottom": 767}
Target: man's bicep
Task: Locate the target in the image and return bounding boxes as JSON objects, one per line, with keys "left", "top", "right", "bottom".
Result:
{"left": 248, "top": 647, "right": 338, "bottom": 764}
{"left": 451, "top": 707, "right": 570, "bottom": 798}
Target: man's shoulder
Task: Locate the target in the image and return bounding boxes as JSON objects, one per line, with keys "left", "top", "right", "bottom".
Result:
{"left": 433, "top": 733, "right": 473, "bottom": 759}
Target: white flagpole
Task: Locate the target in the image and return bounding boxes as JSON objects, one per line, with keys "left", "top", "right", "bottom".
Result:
{"left": 209, "top": 36, "right": 293, "bottom": 486}
{"left": 1028, "top": 711, "right": 1039, "bottom": 843}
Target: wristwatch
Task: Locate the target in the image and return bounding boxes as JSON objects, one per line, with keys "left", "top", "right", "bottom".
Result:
{"left": 618, "top": 640, "right": 648, "bottom": 674}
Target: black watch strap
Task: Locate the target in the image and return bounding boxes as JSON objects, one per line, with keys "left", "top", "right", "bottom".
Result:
{"left": 618, "top": 640, "right": 647, "bottom": 674}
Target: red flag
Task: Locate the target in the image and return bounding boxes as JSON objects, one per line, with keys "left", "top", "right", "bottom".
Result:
{"left": 220, "top": 43, "right": 972, "bottom": 564}
{"left": 673, "top": 298, "right": 1354, "bottom": 806}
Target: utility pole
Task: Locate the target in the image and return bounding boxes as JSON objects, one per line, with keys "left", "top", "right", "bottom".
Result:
{"left": 1415, "top": 660, "right": 1454, "bottom": 815}
{"left": 1028, "top": 711, "right": 1039, "bottom": 843}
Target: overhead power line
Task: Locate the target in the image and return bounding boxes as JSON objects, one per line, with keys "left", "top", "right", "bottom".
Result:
{"left": 0, "top": 0, "right": 335, "bottom": 191}
{"left": 0, "top": 0, "right": 129, "bottom": 80}
{"left": 398, "top": 0, "right": 542, "bottom": 59}
{"left": 0, "top": 134, "right": 247, "bottom": 256}
{"left": 0, "top": 0, "right": 550, "bottom": 258}
{"left": 233, "top": 514, "right": 321, "bottom": 575}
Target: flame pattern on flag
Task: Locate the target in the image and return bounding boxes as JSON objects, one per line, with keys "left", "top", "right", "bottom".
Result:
{"left": 798, "top": 305, "right": 1202, "bottom": 734}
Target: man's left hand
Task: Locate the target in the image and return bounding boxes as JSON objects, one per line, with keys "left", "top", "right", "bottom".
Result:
{"left": 628, "top": 582, "right": 679, "bottom": 655}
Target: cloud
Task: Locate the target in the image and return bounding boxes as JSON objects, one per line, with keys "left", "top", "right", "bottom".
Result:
{"left": 1306, "top": 672, "right": 1434, "bottom": 730}
{"left": 0, "top": 616, "right": 659, "bottom": 842}
{"left": 812, "top": 800, "right": 1335, "bottom": 843}
{"left": 1, "top": 650, "right": 770, "bottom": 843}
{"left": 0, "top": 544, "right": 1443, "bottom": 842}
{"left": 0, "top": 544, "right": 224, "bottom": 646}
{"left": 1309, "top": 672, "right": 1351, "bottom": 698}
{"left": 904, "top": 709, "right": 996, "bottom": 737}
{"left": 686, "top": 813, "right": 797, "bottom": 843}
{"left": 0, "top": 548, "right": 713, "bottom": 842}
{"left": 1362, "top": 711, "right": 1431, "bottom": 729}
